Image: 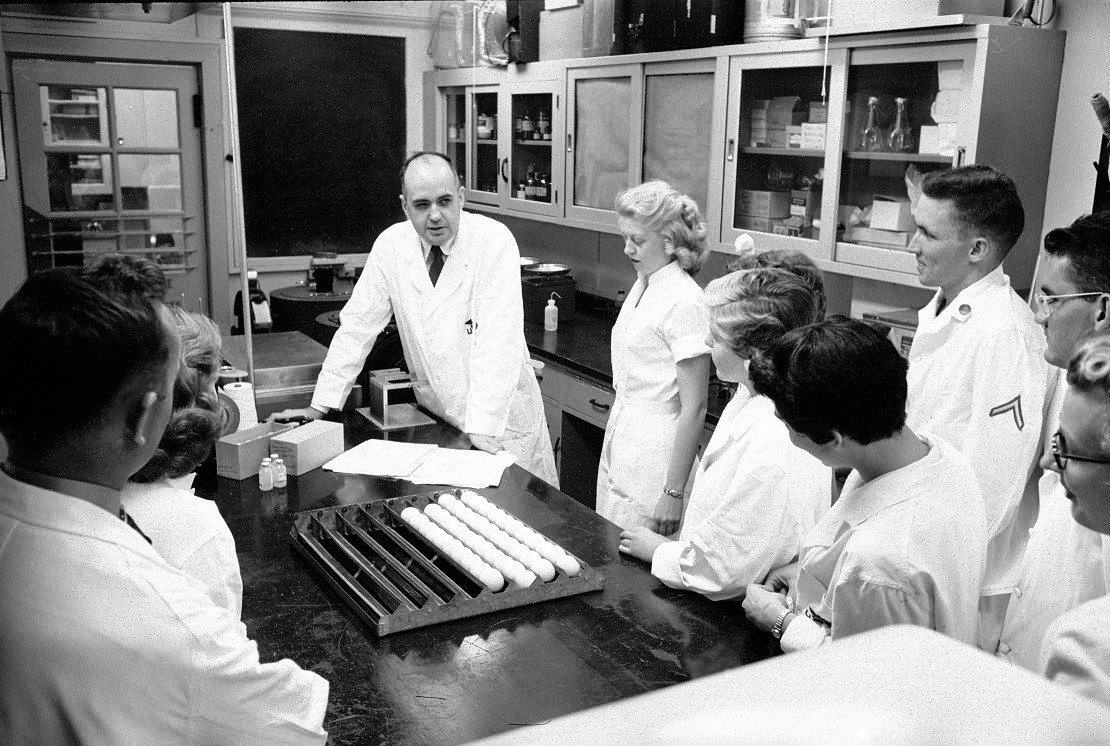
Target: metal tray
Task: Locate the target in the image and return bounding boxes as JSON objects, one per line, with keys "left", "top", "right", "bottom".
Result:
{"left": 290, "top": 490, "right": 605, "bottom": 636}
{"left": 522, "top": 262, "right": 571, "bottom": 276}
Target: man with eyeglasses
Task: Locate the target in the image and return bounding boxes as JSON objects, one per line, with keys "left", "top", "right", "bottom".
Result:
{"left": 1039, "top": 334, "right": 1110, "bottom": 707}
{"left": 905, "top": 165, "right": 1050, "bottom": 652}
{"left": 997, "top": 211, "right": 1110, "bottom": 671}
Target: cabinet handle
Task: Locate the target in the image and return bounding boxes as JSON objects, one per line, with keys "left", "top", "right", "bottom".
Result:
{"left": 953, "top": 146, "right": 966, "bottom": 168}
{"left": 566, "top": 133, "right": 573, "bottom": 153}
{"left": 727, "top": 138, "right": 735, "bottom": 162}
{"left": 588, "top": 398, "right": 610, "bottom": 412}
{"left": 500, "top": 157, "right": 509, "bottom": 182}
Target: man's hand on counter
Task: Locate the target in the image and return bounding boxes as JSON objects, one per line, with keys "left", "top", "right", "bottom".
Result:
{"left": 467, "top": 433, "right": 503, "bottom": 454}
{"left": 619, "top": 527, "right": 669, "bottom": 563}
{"left": 268, "top": 405, "right": 326, "bottom": 424}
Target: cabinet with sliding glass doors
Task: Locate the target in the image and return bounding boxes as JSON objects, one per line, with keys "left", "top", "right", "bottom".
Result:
{"left": 720, "top": 48, "right": 848, "bottom": 263}
{"left": 502, "top": 80, "right": 564, "bottom": 218}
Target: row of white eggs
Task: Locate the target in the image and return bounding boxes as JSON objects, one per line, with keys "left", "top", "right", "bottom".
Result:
{"left": 456, "top": 491, "right": 581, "bottom": 577}
{"left": 400, "top": 507, "right": 507, "bottom": 591}
{"left": 437, "top": 495, "right": 556, "bottom": 582}
{"left": 424, "top": 502, "right": 540, "bottom": 588}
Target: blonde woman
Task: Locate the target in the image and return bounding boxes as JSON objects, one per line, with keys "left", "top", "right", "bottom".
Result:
{"left": 597, "top": 180, "right": 711, "bottom": 533}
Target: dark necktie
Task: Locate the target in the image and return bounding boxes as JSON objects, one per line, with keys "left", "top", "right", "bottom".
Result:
{"left": 428, "top": 245, "right": 445, "bottom": 286}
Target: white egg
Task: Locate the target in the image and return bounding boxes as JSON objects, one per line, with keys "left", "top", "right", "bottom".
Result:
{"left": 475, "top": 564, "right": 505, "bottom": 592}
{"left": 528, "top": 556, "right": 556, "bottom": 582}
{"left": 438, "top": 493, "right": 457, "bottom": 507}
{"left": 532, "top": 540, "right": 564, "bottom": 565}
{"left": 424, "top": 502, "right": 446, "bottom": 520}
{"left": 555, "top": 555, "right": 581, "bottom": 577}
{"left": 400, "top": 506, "right": 421, "bottom": 523}
{"left": 508, "top": 566, "right": 537, "bottom": 589}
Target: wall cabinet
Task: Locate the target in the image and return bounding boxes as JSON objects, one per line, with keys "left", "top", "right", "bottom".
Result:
{"left": 426, "top": 22, "right": 1064, "bottom": 292}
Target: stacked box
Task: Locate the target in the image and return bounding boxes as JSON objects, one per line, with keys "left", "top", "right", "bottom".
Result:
{"left": 801, "top": 123, "right": 827, "bottom": 150}
{"left": 749, "top": 99, "right": 772, "bottom": 146}
{"left": 268, "top": 419, "right": 345, "bottom": 476}
{"left": 808, "top": 102, "right": 828, "bottom": 123}
{"left": 790, "top": 189, "right": 818, "bottom": 219}
{"left": 870, "top": 196, "right": 916, "bottom": 232}
{"left": 739, "top": 189, "right": 792, "bottom": 219}
{"left": 216, "top": 421, "right": 296, "bottom": 480}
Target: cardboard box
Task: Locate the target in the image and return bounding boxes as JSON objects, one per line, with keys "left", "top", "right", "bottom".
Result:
{"left": 791, "top": 189, "right": 818, "bottom": 219}
{"left": 801, "top": 122, "right": 827, "bottom": 150}
{"left": 739, "top": 190, "right": 792, "bottom": 219}
{"left": 738, "top": 215, "right": 774, "bottom": 233}
{"left": 870, "top": 196, "right": 916, "bottom": 232}
{"left": 823, "top": 0, "right": 1003, "bottom": 28}
{"left": 808, "top": 102, "right": 828, "bottom": 124}
{"left": 268, "top": 419, "right": 345, "bottom": 476}
{"left": 766, "top": 127, "right": 788, "bottom": 148}
{"left": 785, "top": 125, "right": 804, "bottom": 148}
{"left": 216, "top": 421, "right": 296, "bottom": 480}
{"left": 773, "top": 216, "right": 812, "bottom": 238}
{"left": 918, "top": 125, "right": 941, "bottom": 154}
{"left": 847, "top": 226, "right": 912, "bottom": 248}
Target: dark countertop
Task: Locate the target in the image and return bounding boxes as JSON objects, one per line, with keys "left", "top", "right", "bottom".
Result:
{"left": 524, "top": 296, "right": 733, "bottom": 426}
{"left": 196, "top": 411, "right": 775, "bottom": 746}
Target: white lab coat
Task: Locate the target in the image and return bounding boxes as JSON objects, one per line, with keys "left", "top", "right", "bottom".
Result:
{"left": 312, "top": 211, "right": 557, "bottom": 485}
{"left": 906, "top": 266, "right": 1049, "bottom": 595}
{"left": 121, "top": 474, "right": 244, "bottom": 621}
{"left": 596, "top": 261, "right": 710, "bottom": 530}
{"left": 780, "top": 434, "right": 987, "bottom": 652}
{"left": 998, "top": 376, "right": 1110, "bottom": 670}
{"left": 1041, "top": 594, "right": 1110, "bottom": 708}
{"left": 651, "top": 391, "right": 831, "bottom": 600}
{"left": 0, "top": 469, "right": 329, "bottom": 746}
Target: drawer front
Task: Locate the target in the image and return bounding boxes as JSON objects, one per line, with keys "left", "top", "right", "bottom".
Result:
{"left": 563, "top": 375, "right": 615, "bottom": 428}
{"left": 535, "top": 359, "right": 567, "bottom": 402}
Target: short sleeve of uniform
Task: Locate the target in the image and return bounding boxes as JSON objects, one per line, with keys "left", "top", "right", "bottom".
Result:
{"left": 662, "top": 298, "right": 710, "bottom": 363}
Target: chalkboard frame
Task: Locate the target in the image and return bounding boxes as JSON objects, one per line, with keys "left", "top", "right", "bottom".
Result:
{"left": 234, "top": 27, "right": 407, "bottom": 259}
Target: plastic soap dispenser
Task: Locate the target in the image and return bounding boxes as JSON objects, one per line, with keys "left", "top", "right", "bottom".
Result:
{"left": 544, "top": 292, "right": 561, "bottom": 331}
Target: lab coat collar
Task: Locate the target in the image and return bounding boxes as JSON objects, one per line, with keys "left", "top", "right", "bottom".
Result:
{"left": 0, "top": 467, "right": 163, "bottom": 558}
{"left": 920, "top": 265, "right": 1008, "bottom": 329}
{"left": 646, "top": 259, "right": 686, "bottom": 287}
{"left": 805, "top": 432, "right": 945, "bottom": 547}
{"left": 420, "top": 235, "right": 456, "bottom": 259}
{"left": 406, "top": 213, "right": 469, "bottom": 305}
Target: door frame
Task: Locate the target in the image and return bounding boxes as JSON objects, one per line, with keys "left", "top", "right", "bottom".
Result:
{"left": 2, "top": 31, "right": 231, "bottom": 325}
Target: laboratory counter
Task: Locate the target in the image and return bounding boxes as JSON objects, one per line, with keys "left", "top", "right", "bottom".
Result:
{"left": 522, "top": 295, "right": 732, "bottom": 427}
{"left": 194, "top": 409, "right": 776, "bottom": 746}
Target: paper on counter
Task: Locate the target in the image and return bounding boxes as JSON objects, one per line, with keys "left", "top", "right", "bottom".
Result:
{"left": 407, "top": 448, "right": 518, "bottom": 489}
{"left": 323, "top": 439, "right": 437, "bottom": 478}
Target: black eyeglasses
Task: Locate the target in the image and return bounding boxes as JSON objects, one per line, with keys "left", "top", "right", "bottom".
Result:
{"left": 1051, "top": 431, "right": 1110, "bottom": 471}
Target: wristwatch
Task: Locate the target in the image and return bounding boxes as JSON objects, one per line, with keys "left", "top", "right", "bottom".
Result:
{"left": 662, "top": 486, "right": 684, "bottom": 499}
{"left": 770, "top": 607, "right": 792, "bottom": 639}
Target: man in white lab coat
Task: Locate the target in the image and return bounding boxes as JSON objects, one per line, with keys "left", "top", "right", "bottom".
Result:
{"left": 0, "top": 257, "right": 329, "bottom": 744}
{"left": 904, "top": 165, "right": 1049, "bottom": 652}
{"left": 275, "top": 152, "right": 557, "bottom": 485}
{"left": 998, "top": 211, "right": 1110, "bottom": 669}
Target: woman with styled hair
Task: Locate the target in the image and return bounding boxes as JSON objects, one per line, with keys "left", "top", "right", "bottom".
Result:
{"left": 596, "top": 180, "right": 712, "bottom": 534}
{"left": 121, "top": 307, "right": 243, "bottom": 619}
{"left": 619, "top": 266, "right": 831, "bottom": 600}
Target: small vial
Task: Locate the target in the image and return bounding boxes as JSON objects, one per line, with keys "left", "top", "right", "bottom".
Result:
{"left": 258, "top": 458, "right": 274, "bottom": 491}
{"left": 273, "top": 457, "right": 288, "bottom": 489}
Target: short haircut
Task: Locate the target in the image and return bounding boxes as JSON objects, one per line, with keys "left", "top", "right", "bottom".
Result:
{"left": 921, "top": 164, "right": 1025, "bottom": 258}
{"left": 705, "top": 268, "right": 823, "bottom": 360}
{"left": 0, "top": 267, "right": 173, "bottom": 448}
{"left": 1066, "top": 334, "right": 1110, "bottom": 456}
{"left": 399, "top": 151, "right": 459, "bottom": 192}
{"left": 615, "top": 180, "right": 709, "bottom": 275}
{"left": 749, "top": 316, "right": 908, "bottom": 445}
{"left": 1043, "top": 211, "right": 1110, "bottom": 293}
{"left": 727, "top": 248, "right": 827, "bottom": 321}
{"left": 80, "top": 253, "right": 167, "bottom": 302}
{"left": 131, "top": 308, "right": 224, "bottom": 483}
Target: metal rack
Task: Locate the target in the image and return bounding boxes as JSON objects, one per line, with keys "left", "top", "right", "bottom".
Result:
{"left": 290, "top": 490, "right": 605, "bottom": 636}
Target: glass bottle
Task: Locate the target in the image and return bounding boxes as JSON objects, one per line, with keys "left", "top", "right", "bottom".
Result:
{"left": 513, "top": 112, "right": 524, "bottom": 140}
{"left": 861, "top": 96, "right": 883, "bottom": 152}
{"left": 273, "top": 457, "right": 287, "bottom": 489}
{"left": 525, "top": 165, "right": 537, "bottom": 200}
{"left": 887, "top": 97, "right": 914, "bottom": 153}
{"left": 516, "top": 180, "right": 527, "bottom": 200}
{"left": 520, "top": 110, "right": 535, "bottom": 141}
{"left": 537, "top": 173, "right": 549, "bottom": 202}
{"left": 536, "top": 109, "right": 549, "bottom": 140}
{"left": 258, "top": 458, "right": 273, "bottom": 492}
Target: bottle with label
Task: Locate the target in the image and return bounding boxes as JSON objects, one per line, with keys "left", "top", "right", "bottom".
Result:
{"left": 536, "top": 109, "right": 549, "bottom": 140}
{"left": 536, "top": 173, "right": 549, "bottom": 202}
{"left": 544, "top": 293, "right": 560, "bottom": 331}
{"left": 525, "top": 166, "right": 537, "bottom": 200}
{"left": 272, "top": 457, "right": 288, "bottom": 489}
{"left": 516, "top": 181, "right": 527, "bottom": 200}
{"left": 258, "top": 458, "right": 274, "bottom": 491}
{"left": 513, "top": 113, "right": 524, "bottom": 140}
{"left": 520, "top": 110, "right": 534, "bottom": 141}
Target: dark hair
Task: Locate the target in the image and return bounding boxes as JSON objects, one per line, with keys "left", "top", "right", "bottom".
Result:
{"left": 749, "top": 316, "right": 908, "bottom": 445}
{"left": 399, "top": 151, "right": 458, "bottom": 188}
{"left": 0, "top": 268, "right": 173, "bottom": 448}
{"left": 131, "top": 309, "right": 223, "bottom": 483}
{"left": 921, "top": 165, "right": 1025, "bottom": 258}
{"left": 1043, "top": 211, "right": 1110, "bottom": 293}
{"left": 727, "top": 249, "right": 827, "bottom": 321}
{"left": 705, "top": 268, "right": 823, "bottom": 359}
{"left": 80, "top": 253, "right": 167, "bottom": 302}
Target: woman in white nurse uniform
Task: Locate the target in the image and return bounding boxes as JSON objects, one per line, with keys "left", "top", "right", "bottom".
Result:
{"left": 596, "top": 181, "right": 711, "bottom": 533}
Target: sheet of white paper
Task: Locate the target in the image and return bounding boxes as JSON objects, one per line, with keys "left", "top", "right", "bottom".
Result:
{"left": 407, "top": 448, "right": 518, "bottom": 488}
{"left": 323, "top": 439, "right": 438, "bottom": 477}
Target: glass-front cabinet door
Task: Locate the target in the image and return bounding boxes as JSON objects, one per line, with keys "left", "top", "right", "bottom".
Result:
{"left": 833, "top": 42, "right": 976, "bottom": 277}
{"left": 467, "top": 85, "right": 501, "bottom": 205}
{"left": 721, "top": 49, "right": 847, "bottom": 260}
{"left": 641, "top": 59, "right": 722, "bottom": 229}
{"left": 442, "top": 87, "right": 467, "bottom": 194}
{"left": 503, "top": 80, "right": 563, "bottom": 218}
{"left": 566, "top": 65, "right": 641, "bottom": 228}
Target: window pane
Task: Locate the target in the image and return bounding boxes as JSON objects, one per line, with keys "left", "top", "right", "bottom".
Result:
{"left": 41, "top": 85, "right": 109, "bottom": 146}
{"left": 643, "top": 73, "right": 714, "bottom": 214}
{"left": 119, "top": 154, "right": 182, "bottom": 211}
{"left": 47, "top": 153, "right": 115, "bottom": 211}
{"left": 574, "top": 77, "right": 631, "bottom": 209}
{"left": 114, "top": 89, "right": 179, "bottom": 148}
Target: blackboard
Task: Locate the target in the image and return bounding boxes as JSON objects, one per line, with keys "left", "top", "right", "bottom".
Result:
{"left": 234, "top": 28, "right": 407, "bottom": 258}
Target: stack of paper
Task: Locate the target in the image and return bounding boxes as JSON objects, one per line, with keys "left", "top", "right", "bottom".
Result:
{"left": 322, "top": 439, "right": 517, "bottom": 489}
